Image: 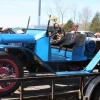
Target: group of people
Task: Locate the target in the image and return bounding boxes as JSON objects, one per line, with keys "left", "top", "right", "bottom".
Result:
{"left": 49, "top": 23, "right": 78, "bottom": 44}
{"left": 49, "top": 22, "right": 65, "bottom": 43}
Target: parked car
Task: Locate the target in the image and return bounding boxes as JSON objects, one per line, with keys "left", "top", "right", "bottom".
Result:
{"left": 76, "top": 31, "right": 100, "bottom": 41}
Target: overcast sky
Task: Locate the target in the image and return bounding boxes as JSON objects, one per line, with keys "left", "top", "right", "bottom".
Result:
{"left": 0, "top": 0, "right": 100, "bottom": 28}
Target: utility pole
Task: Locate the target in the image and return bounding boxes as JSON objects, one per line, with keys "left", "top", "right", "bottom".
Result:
{"left": 38, "top": 0, "right": 41, "bottom": 26}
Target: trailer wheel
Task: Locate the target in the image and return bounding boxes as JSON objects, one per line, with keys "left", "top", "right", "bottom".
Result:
{"left": 91, "top": 86, "right": 100, "bottom": 100}
{"left": 0, "top": 52, "right": 23, "bottom": 97}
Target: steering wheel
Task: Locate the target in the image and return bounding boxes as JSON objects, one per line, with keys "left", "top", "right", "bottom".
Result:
{"left": 50, "top": 22, "right": 65, "bottom": 43}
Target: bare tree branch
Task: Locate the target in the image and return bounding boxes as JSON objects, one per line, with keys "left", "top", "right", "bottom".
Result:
{"left": 70, "top": 3, "right": 78, "bottom": 23}
{"left": 81, "top": 6, "right": 92, "bottom": 30}
{"left": 54, "top": 0, "right": 69, "bottom": 25}
{"left": 43, "top": 5, "right": 54, "bottom": 16}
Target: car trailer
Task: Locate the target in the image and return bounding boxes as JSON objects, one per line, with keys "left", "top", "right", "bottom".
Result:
{"left": 0, "top": 71, "right": 100, "bottom": 100}
{"left": 0, "top": 19, "right": 100, "bottom": 100}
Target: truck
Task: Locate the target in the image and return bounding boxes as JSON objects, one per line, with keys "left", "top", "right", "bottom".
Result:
{"left": 0, "top": 16, "right": 100, "bottom": 100}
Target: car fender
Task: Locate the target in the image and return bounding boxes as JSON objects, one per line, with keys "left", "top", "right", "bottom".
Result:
{"left": 0, "top": 44, "right": 34, "bottom": 60}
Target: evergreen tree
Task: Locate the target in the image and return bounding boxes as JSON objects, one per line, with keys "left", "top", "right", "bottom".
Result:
{"left": 89, "top": 12, "right": 100, "bottom": 33}
{"left": 64, "top": 19, "right": 74, "bottom": 31}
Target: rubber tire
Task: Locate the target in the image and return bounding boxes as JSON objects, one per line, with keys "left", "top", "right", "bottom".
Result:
{"left": 91, "top": 86, "right": 100, "bottom": 100}
{"left": 0, "top": 52, "right": 23, "bottom": 97}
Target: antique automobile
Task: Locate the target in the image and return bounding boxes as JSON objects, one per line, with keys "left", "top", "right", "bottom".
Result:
{"left": 0, "top": 16, "right": 99, "bottom": 97}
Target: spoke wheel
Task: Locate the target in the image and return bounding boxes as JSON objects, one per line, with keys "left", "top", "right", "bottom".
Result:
{"left": 0, "top": 52, "right": 23, "bottom": 96}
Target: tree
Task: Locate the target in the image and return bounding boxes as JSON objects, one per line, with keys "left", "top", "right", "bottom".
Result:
{"left": 70, "top": 3, "right": 78, "bottom": 23}
{"left": 54, "top": 0, "right": 69, "bottom": 25}
{"left": 43, "top": 5, "right": 54, "bottom": 16}
{"left": 44, "top": 0, "right": 69, "bottom": 25}
{"left": 89, "top": 12, "right": 100, "bottom": 33}
{"left": 78, "top": 6, "right": 92, "bottom": 30}
{"left": 64, "top": 19, "right": 74, "bottom": 31}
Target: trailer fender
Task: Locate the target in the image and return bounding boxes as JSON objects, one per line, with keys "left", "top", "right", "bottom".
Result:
{"left": 84, "top": 75, "right": 100, "bottom": 100}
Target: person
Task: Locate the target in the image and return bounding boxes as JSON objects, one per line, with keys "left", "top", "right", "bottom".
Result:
{"left": 49, "top": 21, "right": 65, "bottom": 43}
{"left": 68, "top": 25, "right": 79, "bottom": 38}
{"left": 50, "top": 33, "right": 64, "bottom": 43}
{"left": 48, "top": 31, "right": 52, "bottom": 36}
{"left": 1, "top": 27, "right": 9, "bottom": 33}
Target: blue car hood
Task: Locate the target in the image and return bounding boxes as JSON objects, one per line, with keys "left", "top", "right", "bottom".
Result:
{"left": 0, "top": 34, "right": 35, "bottom": 43}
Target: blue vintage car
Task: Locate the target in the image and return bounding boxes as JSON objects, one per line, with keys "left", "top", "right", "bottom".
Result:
{"left": 0, "top": 17, "right": 99, "bottom": 96}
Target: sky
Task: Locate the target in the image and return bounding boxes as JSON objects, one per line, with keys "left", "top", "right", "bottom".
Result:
{"left": 0, "top": 0, "right": 100, "bottom": 28}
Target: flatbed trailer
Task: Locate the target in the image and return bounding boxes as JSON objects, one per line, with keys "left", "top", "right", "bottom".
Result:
{"left": 0, "top": 71, "right": 100, "bottom": 100}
